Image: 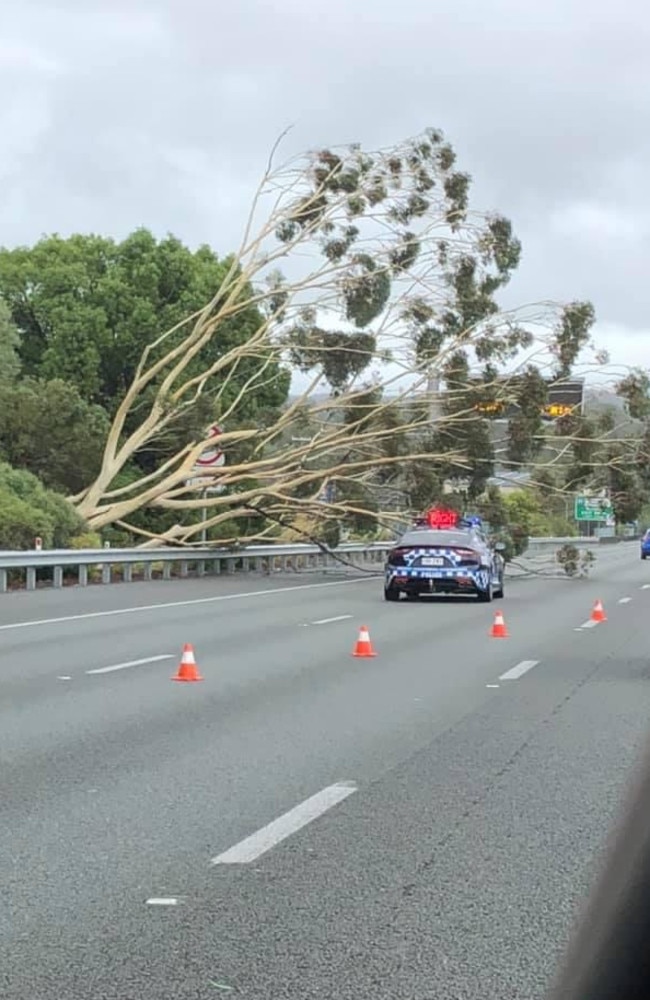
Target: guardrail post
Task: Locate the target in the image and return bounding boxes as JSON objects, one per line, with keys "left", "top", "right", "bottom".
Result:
{"left": 26, "top": 567, "right": 36, "bottom": 591}
{"left": 101, "top": 563, "right": 111, "bottom": 585}
{"left": 123, "top": 564, "right": 133, "bottom": 583}
{"left": 163, "top": 562, "right": 172, "bottom": 581}
{"left": 179, "top": 560, "right": 188, "bottom": 579}
{"left": 143, "top": 562, "right": 153, "bottom": 582}
{"left": 78, "top": 564, "right": 88, "bottom": 586}
{"left": 197, "top": 560, "right": 206, "bottom": 578}
{"left": 213, "top": 559, "right": 221, "bottom": 575}
{"left": 53, "top": 566, "right": 63, "bottom": 589}
{"left": 0, "top": 569, "right": 7, "bottom": 593}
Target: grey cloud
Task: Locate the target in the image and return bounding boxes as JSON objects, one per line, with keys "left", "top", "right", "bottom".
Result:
{"left": 1, "top": 0, "right": 650, "bottom": 341}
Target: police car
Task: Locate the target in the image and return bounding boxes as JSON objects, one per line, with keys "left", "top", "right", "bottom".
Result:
{"left": 383, "top": 507, "right": 506, "bottom": 602}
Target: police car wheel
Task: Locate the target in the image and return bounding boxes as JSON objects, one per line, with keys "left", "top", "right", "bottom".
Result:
{"left": 384, "top": 586, "right": 400, "bottom": 602}
{"left": 476, "top": 582, "right": 493, "bottom": 603}
{"left": 494, "top": 575, "right": 505, "bottom": 599}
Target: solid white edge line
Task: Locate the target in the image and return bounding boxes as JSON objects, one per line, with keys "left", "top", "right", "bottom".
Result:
{"left": 499, "top": 659, "right": 540, "bottom": 681}
{"left": 211, "top": 781, "right": 358, "bottom": 865}
{"left": 86, "top": 655, "right": 175, "bottom": 675}
{"left": 0, "top": 578, "right": 373, "bottom": 633}
{"left": 311, "top": 615, "right": 353, "bottom": 625}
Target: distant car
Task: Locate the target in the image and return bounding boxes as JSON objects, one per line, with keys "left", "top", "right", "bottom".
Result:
{"left": 641, "top": 530, "right": 650, "bottom": 560}
{"left": 384, "top": 523, "right": 506, "bottom": 602}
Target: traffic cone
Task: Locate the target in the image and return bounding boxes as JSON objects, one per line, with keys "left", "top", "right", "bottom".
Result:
{"left": 591, "top": 599, "right": 607, "bottom": 623}
{"left": 490, "top": 610, "right": 509, "bottom": 638}
{"left": 172, "top": 643, "right": 203, "bottom": 682}
{"left": 352, "top": 625, "right": 377, "bottom": 658}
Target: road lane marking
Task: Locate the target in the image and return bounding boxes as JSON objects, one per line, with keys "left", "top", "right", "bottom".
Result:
{"left": 211, "top": 781, "right": 358, "bottom": 865}
{"left": 311, "top": 615, "right": 353, "bottom": 625}
{"left": 486, "top": 684, "right": 500, "bottom": 689}
{"left": 146, "top": 898, "right": 179, "bottom": 906}
{"left": 0, "top": 578, "right": 373, "bottom": 633}
{"left": 86, "top": 654, "right": 174, "bottom": 675}
{"left": 499, "top": 660, "right": 539, "bottom": 681}
{"left": 618, "top": 597, "right": 632, "bottom": 604}
{"left": 57, "top": 675, "right": 72, "bottom": 681}
{"left": 580, "top": 619, "right": 599, "bottom": 629}
{"left": 642, "top": 584, "right": 650, "bottom": 590}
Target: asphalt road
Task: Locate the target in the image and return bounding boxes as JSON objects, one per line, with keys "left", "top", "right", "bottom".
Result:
{"left": 2, "top": 544, "right": 650, "bottom": 999}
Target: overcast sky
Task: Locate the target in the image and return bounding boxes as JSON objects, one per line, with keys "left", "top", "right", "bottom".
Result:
{"left": 2, "top": 0, "right": 648, "bottom": 381}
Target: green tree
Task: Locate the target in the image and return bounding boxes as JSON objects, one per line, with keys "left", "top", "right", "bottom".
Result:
{"left": 0, "top": 461, "right": 85, "bottom": 548}
{"left": 0, "top": 297, "right": 21, "bottom": 383}
{"left": 0, "top": 378, "right": 111, "bottom": 494}
{"left": 0, "top": 230, "right": 289, "bottom": 418}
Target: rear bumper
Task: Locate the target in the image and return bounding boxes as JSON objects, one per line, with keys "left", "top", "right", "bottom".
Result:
{"left": 385, "top": 567, "right": 491, "bottom": 593}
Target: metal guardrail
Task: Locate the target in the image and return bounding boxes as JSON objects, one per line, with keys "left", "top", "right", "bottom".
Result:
{"left": 0, "top": 542, "right": 391, "bottom": 593}
{"left": 0, "top": 535, "right": 631, "bottom": 593}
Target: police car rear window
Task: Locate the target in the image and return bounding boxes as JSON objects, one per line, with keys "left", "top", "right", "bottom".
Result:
{"left": 398, "top": 530, "right": 476, "bottom": 547}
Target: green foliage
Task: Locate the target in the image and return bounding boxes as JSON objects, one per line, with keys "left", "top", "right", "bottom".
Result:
{"left": 428, "top": 352, "right": 495, "bottom": 498}
{"left": 287, "top": 321, "right": 376, "bottom": 394}
{"left": 506, "top": 367, "right": 548, "bottom": 465}
{"left": 0, "top": 491, "right": 54, "bottom": 550}
{"left": 0, "top": 461, "right": 85, "bottom": 548}
{"left": 279, "top": 130, "right": 528, "bottom": 397}
{"left": 0, "top": 230, "right": 288, "bottom": 419}
{"left": 0, "top": 377, "right": 111, "bottom": 494}
{"left": 0, "top": 298, "right": 21, "bottom": 383}
{"left": 69, "top": 532, "right": 102, "bottom": 549}
{"left": 617, "top": 369, "right": 650, "bottom": 421}
{"left": 553, "top": 302, "right": 596, "bottom": 378}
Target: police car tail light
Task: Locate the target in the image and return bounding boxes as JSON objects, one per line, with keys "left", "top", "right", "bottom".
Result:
{"left": 453, "top": 547, "right": 481, "bottom": 564}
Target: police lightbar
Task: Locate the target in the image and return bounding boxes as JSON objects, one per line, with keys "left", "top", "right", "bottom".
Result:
{"left": 414, "top": 507, "right": 484, "bottom": 530}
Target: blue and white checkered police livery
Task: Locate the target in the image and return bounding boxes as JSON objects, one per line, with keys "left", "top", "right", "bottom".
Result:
{"left": 383, "top": 514, "right": 505, "bottom": 603}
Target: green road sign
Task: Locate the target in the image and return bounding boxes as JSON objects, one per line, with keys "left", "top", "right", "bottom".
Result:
{"left": 574, "top": 496, "right": 613, "bottom": 521}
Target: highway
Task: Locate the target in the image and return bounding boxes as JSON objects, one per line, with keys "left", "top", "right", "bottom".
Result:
{"left": 2, "top": 545, "right": 650, "bottom": 999}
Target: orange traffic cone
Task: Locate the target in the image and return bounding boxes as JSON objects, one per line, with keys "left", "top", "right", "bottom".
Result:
{"left": 490, "top": 610, "right": 509, "bottom": 638}
{"left": 172, "top": 643, "right": 203, "bottom": 682}
{"left": 591, "top": 599, "right": 607, "bottom": 623}
{"left": 352, "top": 625, "right": 377, "bottom": 658}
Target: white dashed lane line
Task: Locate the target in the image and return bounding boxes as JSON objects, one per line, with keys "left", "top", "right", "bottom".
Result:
{"left": 618, "top": 597, "right": 632, "bottom": 604}
{"left": 211, "top": 781, "right": 358, "bottom": 865}
{"left": 86, "top": 655, "right": 175, "bottom": 675}
{"left": 310, "top": 615, "right": 353, "bottom": 626}
{"left": 499, "top": 660, "right": 540, "bottom": 681}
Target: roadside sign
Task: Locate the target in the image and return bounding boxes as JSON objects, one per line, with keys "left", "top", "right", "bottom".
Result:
{"left": 194, "top": 424, "right": 225, "bottom": 471}
{"left": 185, "top": 425, "right": 226, "bottom": 492}
{"left": 574, "top": 496, "right": 613, "bottom": 521}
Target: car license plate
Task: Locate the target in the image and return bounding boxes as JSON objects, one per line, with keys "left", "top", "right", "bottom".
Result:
{"left": 421, "top": 557, "right": 444, "bottom": 566}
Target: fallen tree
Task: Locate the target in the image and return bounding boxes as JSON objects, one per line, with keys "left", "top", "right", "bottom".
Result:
{"left": 68, "top": 127, "right": 597, "bottom": 546}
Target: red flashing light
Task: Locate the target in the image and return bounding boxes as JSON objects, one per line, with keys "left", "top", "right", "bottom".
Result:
{"left": 424, "top": 506, "right": 459, "bottom": 529}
